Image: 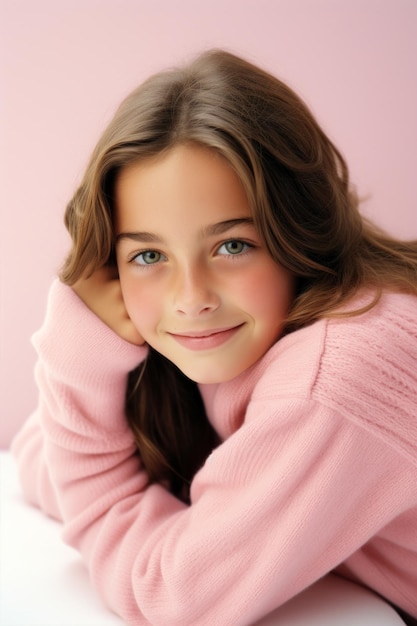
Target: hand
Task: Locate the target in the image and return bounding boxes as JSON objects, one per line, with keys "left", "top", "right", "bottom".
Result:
{"left": 72, "top": 266, "right": 145, "bottom": 346}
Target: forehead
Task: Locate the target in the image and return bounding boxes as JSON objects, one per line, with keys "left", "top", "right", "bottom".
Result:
{"left": 114, "top": 144, "right": 252, "bottom": 229}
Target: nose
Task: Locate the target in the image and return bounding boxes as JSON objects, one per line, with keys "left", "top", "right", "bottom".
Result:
{"left": 173, "top": 264, "right": 220, "bottom": 317}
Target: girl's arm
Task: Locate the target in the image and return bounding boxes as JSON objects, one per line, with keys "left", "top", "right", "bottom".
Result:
{"left": 33, "top": 284, "right": 417, "bottom": 624}
{"left": 11, "top": 410, "right": 62, "bottom": 520}
{"left": 11, "top": 278, "right": 146, "bottom": 521}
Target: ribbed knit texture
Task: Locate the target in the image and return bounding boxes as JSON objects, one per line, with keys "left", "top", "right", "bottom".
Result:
{"left": 12, "top": 281, "right": 417, "bottom": 625}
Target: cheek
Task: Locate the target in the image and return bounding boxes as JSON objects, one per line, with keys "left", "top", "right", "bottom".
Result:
{"left": 238, "top": 266, "right": 293, "bottom": 317}
{"left": 119, "top": 276, "right": 160, "bottom": 333}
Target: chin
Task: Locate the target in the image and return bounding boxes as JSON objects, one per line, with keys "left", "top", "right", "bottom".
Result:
{"left": 177, "top": 362, "right": 249, "bottom": 385}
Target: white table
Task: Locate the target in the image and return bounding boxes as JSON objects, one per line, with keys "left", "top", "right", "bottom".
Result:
{"left": 0, "top": 451, "right": 405, "bottom": 625}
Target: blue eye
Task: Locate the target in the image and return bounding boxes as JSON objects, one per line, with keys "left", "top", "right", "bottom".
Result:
{"left": 218, "top": 240, "right": 250, "bottom": 256}
{"left": 132, "top": 250, "right": 164, "bottom": 265}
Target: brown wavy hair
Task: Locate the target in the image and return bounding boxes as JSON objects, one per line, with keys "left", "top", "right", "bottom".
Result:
{"left": 60, "top": 49, "right": 417, "bottom": 501}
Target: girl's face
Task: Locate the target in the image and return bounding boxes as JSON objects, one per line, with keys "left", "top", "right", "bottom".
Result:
{"left": 115, "top": 144, "right": 294, "bottom": 384}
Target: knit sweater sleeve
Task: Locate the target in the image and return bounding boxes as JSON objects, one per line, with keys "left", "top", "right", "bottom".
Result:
{"left": 11, "top": 409, "right": 62, "bottom": 519}
{"left": 11, "top": 279, "right": 147, "bottom": 520}
{"left": 24, "top": 286, "right": 417, "bottom": 624}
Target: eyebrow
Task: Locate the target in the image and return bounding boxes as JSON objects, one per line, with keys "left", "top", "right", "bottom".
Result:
{"left": 115, "top": 217, "right": 255, "bottom": 244}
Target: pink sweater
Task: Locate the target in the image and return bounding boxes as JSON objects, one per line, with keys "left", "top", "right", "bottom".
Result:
{"left": 12, "top": 281, "right": 417, "bottom": 625}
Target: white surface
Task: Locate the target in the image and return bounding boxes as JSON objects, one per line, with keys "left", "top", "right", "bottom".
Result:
{"left": 0, "top": 451, "right": 405, "bottom": 625}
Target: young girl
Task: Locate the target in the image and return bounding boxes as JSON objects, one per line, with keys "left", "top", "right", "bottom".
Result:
{"left": 12, "top": 49, "right": 417, "bottom": 625}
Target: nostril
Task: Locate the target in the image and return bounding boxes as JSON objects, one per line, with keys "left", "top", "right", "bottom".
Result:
{"left": 174, "top": 290, "right": 220, "bottom": 317}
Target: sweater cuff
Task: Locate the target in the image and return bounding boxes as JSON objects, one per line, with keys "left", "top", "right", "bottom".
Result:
{"left": 33, "top": 279, "right": 147, "bottom": 385}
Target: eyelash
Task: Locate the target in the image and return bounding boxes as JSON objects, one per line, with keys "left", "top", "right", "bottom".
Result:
{"left": 128, "top": 239, "right": 254, "bottom": 267}
{"left": 128, "top": 250, "right": 166, "bottom": 266}
{"left": 217, "top": 240, "right": 253, "bottom": 257}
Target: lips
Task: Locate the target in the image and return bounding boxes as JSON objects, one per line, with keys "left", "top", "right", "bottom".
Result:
{"left": 173, "top": 326, "right": 238, "bottom": 338}
{"left": 168, "top": 324, "right": 244, "bottom": 350}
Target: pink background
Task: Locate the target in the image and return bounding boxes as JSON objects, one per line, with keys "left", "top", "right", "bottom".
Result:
{"left": 1, "top": 0, "right": 416, "bottom": 448}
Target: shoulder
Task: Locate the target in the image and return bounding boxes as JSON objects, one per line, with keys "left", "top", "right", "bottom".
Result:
{"left": 313, "top": 290, "right": 417, "bottom": 398}
{"left": 251, "top": 290, "right": 417, "bottom": 461}
{"left": 312, "top": 291, "right": 417, "bottom": 460}
{"left": 254, "top": 290, "right": 417, "bottom": 395}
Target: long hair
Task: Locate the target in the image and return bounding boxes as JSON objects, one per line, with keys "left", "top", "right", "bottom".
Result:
{"left": 59, "top": 49, "right": 417, "bottom": 501}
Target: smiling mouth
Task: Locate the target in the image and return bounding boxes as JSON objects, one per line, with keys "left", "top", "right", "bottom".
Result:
{"left": 168, "top": 324, "right": 244, "bottom": 350}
